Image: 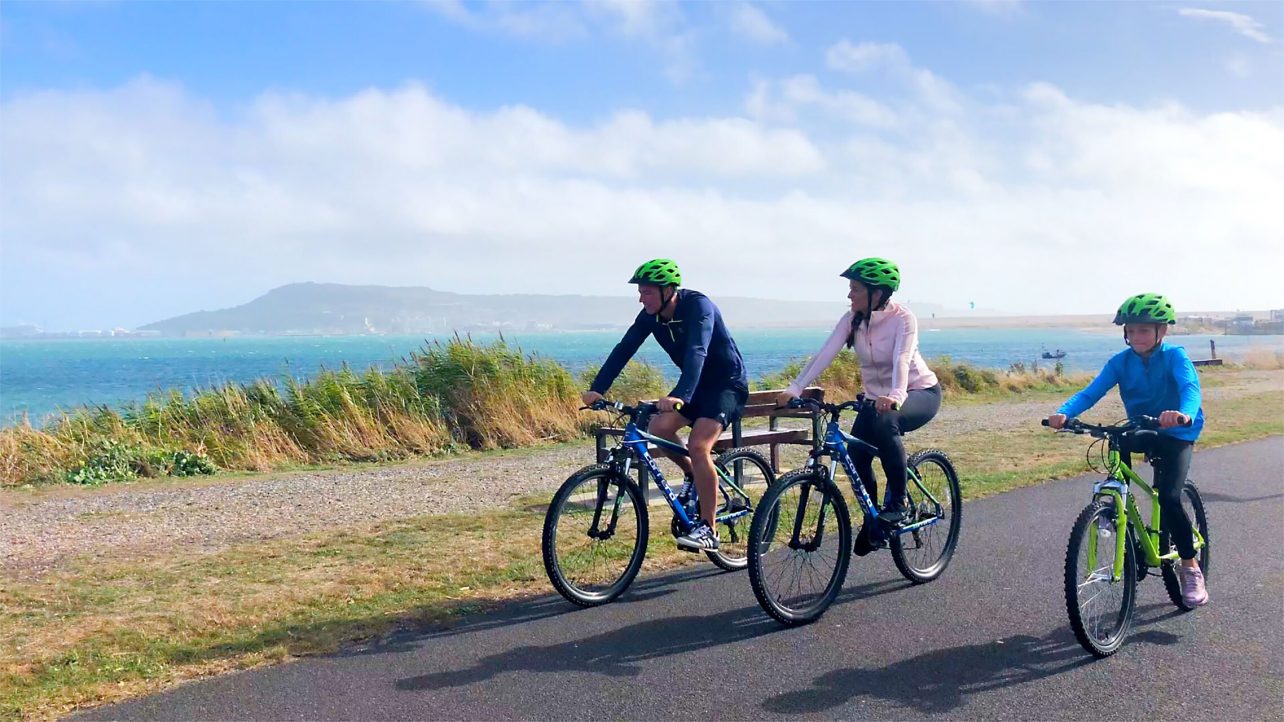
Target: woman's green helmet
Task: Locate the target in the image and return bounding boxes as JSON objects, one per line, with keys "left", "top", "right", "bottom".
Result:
{"left": 840, "top": 257, "right": 900, "bottom": 291}
{"left": 628, "top": 258, "right": 682, "bottom": 287}
{"left": 1114, "top": 293, "right": 1177, "bottom": 325}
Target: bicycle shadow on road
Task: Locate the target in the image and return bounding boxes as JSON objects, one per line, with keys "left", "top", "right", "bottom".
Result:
{"left": 392, "top": 604, "right": 776, "bottom": 691}
{"left": 1198, "top": 490, "right": 1284, "bottom": 504}
{"left": 336, "top": 566, "right": 720, "bottom": 659}
{"left": 762, "top": 607, "right": 1186, "bottom": 716}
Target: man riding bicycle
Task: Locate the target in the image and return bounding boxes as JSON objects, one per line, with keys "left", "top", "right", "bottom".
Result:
{"left": 581, "top": 259, "right": 749, "bottom": 552}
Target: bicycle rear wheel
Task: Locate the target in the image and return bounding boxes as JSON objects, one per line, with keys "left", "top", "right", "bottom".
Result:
{"left": 542, "top": 464, "right": 649, "bottom": 607}
{"left": 1064, "top": 499, "right": 1137, "bottom": 657}
{"left": 891, "top": 449, "right": 962, "bottom": 583}
{"left": 1160, "top": 481, "right": 1211, "bottom": 611}
{"left": 705, "top": 447, "right": 776, "bottom": 571}
{"left": 747, "top": 469, "right": 851, "bottom": 626}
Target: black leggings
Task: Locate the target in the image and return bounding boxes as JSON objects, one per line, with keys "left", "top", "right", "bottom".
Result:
{"left": 1122, "top": 434, "right": 1198, "bottom": 560}
{"left": 848, "top": 385, "right": 942, "bottom": 511}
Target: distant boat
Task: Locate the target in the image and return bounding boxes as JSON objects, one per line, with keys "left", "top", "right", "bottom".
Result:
{"left": 1041, "top": 348, "right": 1067, "bottom": 359}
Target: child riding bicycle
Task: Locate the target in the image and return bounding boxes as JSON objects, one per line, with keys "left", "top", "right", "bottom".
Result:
{"left": 1045, "top": 293, "right": 1208, "bottom": 607}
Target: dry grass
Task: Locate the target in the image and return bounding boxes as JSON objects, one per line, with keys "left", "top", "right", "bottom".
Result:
{"left": 4, "top": 378, "right": 1280, "bottom": 721}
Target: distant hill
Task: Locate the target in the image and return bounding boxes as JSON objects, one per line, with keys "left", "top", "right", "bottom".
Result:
{"left": 138, "top": 282, "right": 992, "bottom": 336}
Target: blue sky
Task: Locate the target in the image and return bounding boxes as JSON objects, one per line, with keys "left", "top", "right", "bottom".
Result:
{"left": 2, "top": 1, "right": 1282, "bottom": 328}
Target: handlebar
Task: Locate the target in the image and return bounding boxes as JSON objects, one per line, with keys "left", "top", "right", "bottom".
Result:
{"left": 785, "top": 394, "right": 882, "bottom": 416}
{"left": 580, "top": 399, "right": 682, "bottom": 418}
{"left": 1042, "top": 414, "right": 1192, "bottom": 439}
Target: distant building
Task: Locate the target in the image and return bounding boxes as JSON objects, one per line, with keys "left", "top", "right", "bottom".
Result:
{"left": 1271, "top": 309, "right": 1284, "bottom": 322}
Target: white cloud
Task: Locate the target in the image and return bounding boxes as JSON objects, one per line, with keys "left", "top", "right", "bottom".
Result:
{"left": 729, "top": 3, "right": 789, "bottom": 45}
{"left": 826, "top": 40, "right": 908, "bottom": 73}
{"left": 746, "top": 75, "right": 898, "bottom": 128}
{"left": 1226, "top": 53, "right": 1252, "bottom": 78}
{"left": 2, "top": 75, "right": 1282, "bottom": 327}
{"left": 826, "top": 40, "right": 963, "bottom": 113}
{"left": 964, "top": 0, "right": 1023, "bottom": 15}
{"left": 1178, "top": 8, "right": 1272, "bottom": 44}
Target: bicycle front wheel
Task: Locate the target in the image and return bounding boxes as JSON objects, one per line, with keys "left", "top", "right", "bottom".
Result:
{"left": 705, "top": 447, "right": 777, "bottom": 571}
{"left": 747, "top": 469, "right": 851, "bottom": 626}
{"left": 542, "top": 465, "right": 649, "bottom": 607}
{"left": 1064, "top": 499, "right": 1137, "bottom": 657}
{"left": 891, "top": 449, "right": 962, "bottom": 584}
{"left": 1160, "top": 481, "right": 1211, "bottom": 611}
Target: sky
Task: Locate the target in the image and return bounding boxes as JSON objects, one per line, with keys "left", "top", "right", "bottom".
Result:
{"left": 1, "top": 0, "right": 1282, "bottom": 330}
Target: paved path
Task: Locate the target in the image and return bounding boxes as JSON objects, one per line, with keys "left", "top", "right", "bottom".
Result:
{"left": 79, "top": 438, "right": 1284, "bottom": 720}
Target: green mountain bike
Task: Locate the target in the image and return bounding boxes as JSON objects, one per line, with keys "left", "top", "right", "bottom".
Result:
{"left": 1045, "top": 416, "right": 1209, "bottom": 657}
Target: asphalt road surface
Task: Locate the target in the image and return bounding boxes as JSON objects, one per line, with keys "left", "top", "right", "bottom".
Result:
{"left": 79, "top": 437, "right": 1284, "bottom": 720}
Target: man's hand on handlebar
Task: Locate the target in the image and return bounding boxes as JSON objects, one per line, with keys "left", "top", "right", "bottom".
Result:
{"left": 775, "top": 391, "right": 797, "bottom": 409}
{"left": 656, "top": 396, "right": 684, "bottom": 413}
{"left": 581, "top": 390, "right": 604, "bottom": 407}
{"left": 1046, "top": 413, "right": 1067, "bottom": 430}
{"left": 1158, "top": 410, "right": 1191, "bottom": 429}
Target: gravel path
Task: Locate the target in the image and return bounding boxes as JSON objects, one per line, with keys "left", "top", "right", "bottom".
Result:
{"left": 4, "top": 371, "right": 1279, "bottom": 577}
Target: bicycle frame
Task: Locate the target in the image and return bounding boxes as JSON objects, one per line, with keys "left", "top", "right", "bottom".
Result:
{"left": 597, "top": 417, "right": 755, "bottom": 534}
{"left": 806, "top": 413, "right": 946, "bottom": 537}
{"left": 1088, "top": 442, "right": 1207, "bottom": 582}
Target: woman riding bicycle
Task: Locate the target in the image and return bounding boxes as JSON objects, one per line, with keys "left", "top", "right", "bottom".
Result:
{"left": 776, "top": 258, "right": 941, "bottom": 555}
{"left": 1045, "top": 293, "right": 1208, "bottom": 607}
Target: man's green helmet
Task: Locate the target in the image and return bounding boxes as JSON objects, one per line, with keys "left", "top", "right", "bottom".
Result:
{"left": 1114, "top": 293, "right": 1177, "bottom": 325}
{"left": 628, "top": 258, "right": 682, "bottom": 287}
{"left": 840, "top": 257, "right": 901, "bottom": 291}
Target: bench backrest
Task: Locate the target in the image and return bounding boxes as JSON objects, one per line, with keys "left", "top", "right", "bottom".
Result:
{"left": 743, "top": 386, "right": 824, "bottom": 419}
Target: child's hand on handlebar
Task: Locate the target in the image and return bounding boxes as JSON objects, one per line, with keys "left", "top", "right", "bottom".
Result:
{"left": 874, "top": 396, "right": 898, "bottom": 413}
{"left": 775, "top": 391, "right": 797, "bottom": 408}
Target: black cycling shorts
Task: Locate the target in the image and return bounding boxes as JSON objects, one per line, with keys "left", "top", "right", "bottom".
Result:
{"left": 677, "top": 379, "right": 748, "bottom": 429}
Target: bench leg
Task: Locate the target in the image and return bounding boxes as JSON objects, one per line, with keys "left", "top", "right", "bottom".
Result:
{"left": 770, "top": 443, "right": 780, "bottom": 474}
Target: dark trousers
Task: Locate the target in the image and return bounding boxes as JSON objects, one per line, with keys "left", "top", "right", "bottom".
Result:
{"left": 1122, "top": 434, "right": 1198, "bottom": 560}
{"left": 849, "top": 385, "right": 942, "bottom": 511}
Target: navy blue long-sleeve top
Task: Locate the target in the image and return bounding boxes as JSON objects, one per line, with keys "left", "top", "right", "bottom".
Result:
{"left": 590, "top": 289, "right": 747, "bottom": 402}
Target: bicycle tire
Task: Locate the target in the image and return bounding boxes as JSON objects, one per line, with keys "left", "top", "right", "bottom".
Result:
{"left": 542, "top": 464, "right": 649, "bottom": 607}
{"left": 1160, "top": 481, "right": 1211, "bottom": 611}
{"left": 704, "top": 447, "right": 777, "bottom": 571}
{"left": 1064, "top": 499, "right": 1137, "bottom": 657}
{"left": 747, "top": 469, "right": 851, "bottom": 626}
{"left": 891, "top": 449, "right": 962, "bottom": 583}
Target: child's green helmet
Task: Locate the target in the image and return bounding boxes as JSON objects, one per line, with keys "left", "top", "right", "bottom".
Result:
{"left": 628, "top": 258, "right": 682, "bottom": 287}
{"left": 840, "top": 257, "right": 900, "bottom": 291}
{"left": 1114, "top": 293, "right": 1177, "bottom": 325}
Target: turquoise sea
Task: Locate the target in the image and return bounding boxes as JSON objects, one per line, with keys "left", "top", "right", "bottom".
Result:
{"left": 2, "top": 327, "right": 1281, "bottom": 426}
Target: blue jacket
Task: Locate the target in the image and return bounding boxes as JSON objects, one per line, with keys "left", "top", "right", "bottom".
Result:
{"left": 590, "top": 289, "right": 747, "bottom": 403}
{"left": 1058, "top": 342, "right": 1204, "bottom": 442}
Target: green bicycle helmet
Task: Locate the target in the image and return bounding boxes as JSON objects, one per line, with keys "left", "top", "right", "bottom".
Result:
{"left": 1114, "top": 293, "right": 1177, "bottom": 325}
{"left": 840, "top": 257, "right": 901, "bottom": 291}
{"left": 628, "top": 258, "right": 682, "bottom": 287}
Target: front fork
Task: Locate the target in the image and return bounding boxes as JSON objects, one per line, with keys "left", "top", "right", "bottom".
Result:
{"left": 1087, "top": 487, "right": 1129, "bottom": 582}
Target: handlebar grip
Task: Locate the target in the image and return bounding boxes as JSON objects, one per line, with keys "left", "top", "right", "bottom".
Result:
{"left": 1040, "top": 419, "right": 1050, "bottom": 427}
{"left": 673, "top": 401, "right": 683, "bottom": 411}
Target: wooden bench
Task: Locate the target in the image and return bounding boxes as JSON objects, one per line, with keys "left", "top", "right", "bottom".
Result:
{"left": 594, "top": 386, "right": 825, "bottom": 473}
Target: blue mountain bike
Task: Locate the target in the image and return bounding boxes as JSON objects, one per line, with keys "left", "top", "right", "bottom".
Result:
{"left": 747, "top": 395, "right": 961, "bottom": 625}
{"left": 542, "top": 399, "right": 776, "bottom": 607}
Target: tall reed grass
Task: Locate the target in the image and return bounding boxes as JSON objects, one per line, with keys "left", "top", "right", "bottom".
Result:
{"left": 0, "top": 338, "right": 1095, "bottom": 487}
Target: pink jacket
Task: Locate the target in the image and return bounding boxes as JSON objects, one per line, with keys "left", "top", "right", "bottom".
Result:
{"left": 785, "top": 302, "right": 939, "bottom": 405}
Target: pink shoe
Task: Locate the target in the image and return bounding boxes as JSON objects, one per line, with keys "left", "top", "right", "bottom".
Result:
{"left": 1181, "top": 565, "right": 1209, "bottom": 607}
